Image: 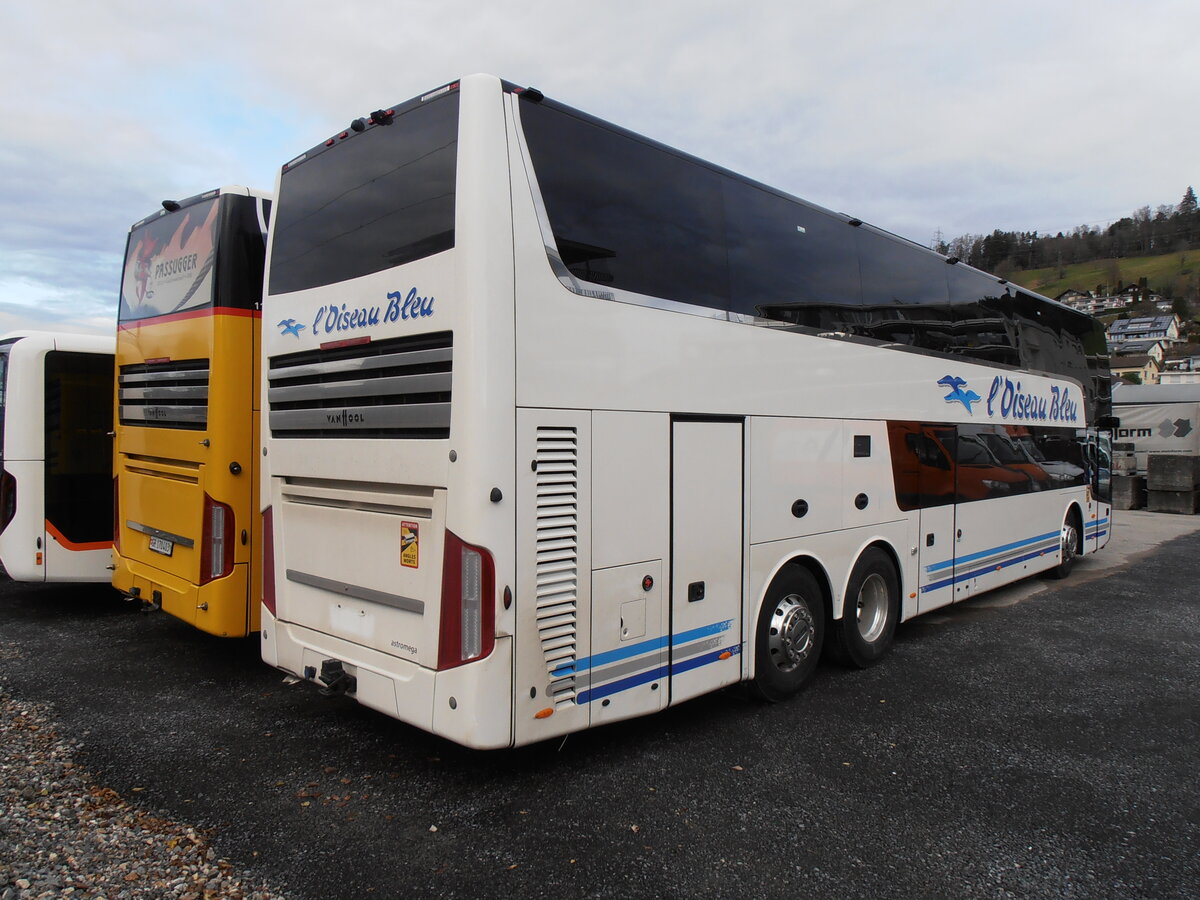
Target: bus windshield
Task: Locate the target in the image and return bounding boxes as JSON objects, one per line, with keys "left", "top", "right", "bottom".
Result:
{"left": 120, "top": 198, "right": 219, "bottom": 322}
{"left": 268, "top": 91, "right": 459, "bottom": 296}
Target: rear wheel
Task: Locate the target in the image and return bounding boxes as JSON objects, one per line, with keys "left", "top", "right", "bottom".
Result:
{"left": 1047, "top": 510, "right": 1082, "bottom": 580}
{"left": 828, "top": 547, "right": 899, "bottom": 668}
{"left": 752, "top": 566, "right": 825, "bottom": 702}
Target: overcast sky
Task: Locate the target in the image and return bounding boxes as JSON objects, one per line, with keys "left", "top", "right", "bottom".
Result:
{"left": 2, "top": 0, "right": 1197, "bottom": 335}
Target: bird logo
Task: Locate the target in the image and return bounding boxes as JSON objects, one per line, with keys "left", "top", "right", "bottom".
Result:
{"left": 938, "top": 375, "right": 981, "bottom": 414}
{"left": 278, "top": 319, "right": 305, "bottom": 338}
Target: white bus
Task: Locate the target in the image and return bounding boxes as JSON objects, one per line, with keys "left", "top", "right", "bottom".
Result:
{"left": 260, "top": 76, "right": 1113, "bottom": 749}
{"left": 0, "top": 330, "right": 115, "bottom": 582}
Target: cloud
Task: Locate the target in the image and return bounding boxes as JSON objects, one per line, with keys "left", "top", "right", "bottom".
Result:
{"left": 1, "top": 0, "right": 1198, "bottom": 329}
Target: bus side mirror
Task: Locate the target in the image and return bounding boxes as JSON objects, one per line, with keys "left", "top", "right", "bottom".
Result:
{"left": 1096, "top": 415, "right": 1120, "bottom": 431}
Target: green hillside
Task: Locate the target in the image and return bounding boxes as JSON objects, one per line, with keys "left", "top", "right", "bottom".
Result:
{"left": 1010, "top": 250, "right": 1200, "bottom": 301}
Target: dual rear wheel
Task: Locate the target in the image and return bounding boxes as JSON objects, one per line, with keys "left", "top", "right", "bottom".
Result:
{"left": 753, "top": 547, "right": 899, "bottom": 701}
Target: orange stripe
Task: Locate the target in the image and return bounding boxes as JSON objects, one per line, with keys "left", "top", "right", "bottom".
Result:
{"left": 117, "top": 306, "right": 261, "bottom": 331}
{"left": 45, "top": 520, "right": 112, "bottom": 552}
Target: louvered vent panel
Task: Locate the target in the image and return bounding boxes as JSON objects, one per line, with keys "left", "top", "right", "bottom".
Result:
{"left": 535, "top": 426, "right": 579, "bottom": 707}
{"left": 268, "top": 331, "right": 452, "bottom": 439}
{"left": 118, "top": 359, "right": 210, "bottom": 430}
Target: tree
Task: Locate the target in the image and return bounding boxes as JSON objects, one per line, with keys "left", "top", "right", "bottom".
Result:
{"left": 1180, "top": 186, "right": 1198, "bottom": 216}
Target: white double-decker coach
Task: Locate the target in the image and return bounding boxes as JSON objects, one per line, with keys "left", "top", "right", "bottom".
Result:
{"left": 260, "top": 75, "right": 1113, "bottom": 749}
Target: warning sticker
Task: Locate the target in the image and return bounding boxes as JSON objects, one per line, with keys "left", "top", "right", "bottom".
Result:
{"left": 400, "top": 521, "right": 419, "bottom": 569}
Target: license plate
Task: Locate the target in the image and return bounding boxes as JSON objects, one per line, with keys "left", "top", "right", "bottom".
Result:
{"left": 148, "top": 535, "right": 174, "bottom": 556}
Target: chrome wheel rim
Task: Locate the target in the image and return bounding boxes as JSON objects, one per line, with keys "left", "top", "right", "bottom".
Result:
{"left": 767, "top": 594, "right": 815, "bottom": 673}
{"left": 1061, "top": 522, "right": 1079, "bottom": 563}
{"left": 856, "top": 573, "right": 889, "bottom": 644}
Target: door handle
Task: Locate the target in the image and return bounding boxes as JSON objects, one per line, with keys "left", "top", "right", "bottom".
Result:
{"left": 956, "top": 528, "right": 963, "bottom": 541}
{"left": 687, "top": 581, "right": 705, "bottom": 603}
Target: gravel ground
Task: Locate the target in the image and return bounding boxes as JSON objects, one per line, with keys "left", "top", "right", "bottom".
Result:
{"left": 0, "top": 514, "right": 1196, "bottom": 898}
{"left": 0, "top": 647, "right": 285, "bottom": 900}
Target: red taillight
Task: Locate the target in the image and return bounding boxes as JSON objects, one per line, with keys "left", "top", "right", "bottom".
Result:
{"left": 199, "top": 494, "right": 235, "bottom": 585}
{"left": 437, "top": 530, "right": 495, "bottom": 670}
{"left": 0, "top": 470, "right": 16, "bottom": 534}
{"left": 262, "top": 506, "right": 276, "bottom": 617}
{"left": 112, "top": 476, "right": 120, "bottom": 552}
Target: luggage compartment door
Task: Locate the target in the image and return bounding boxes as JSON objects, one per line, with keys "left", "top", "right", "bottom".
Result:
{"left": 669, "top": 418, "right": 744, "bottom": 705}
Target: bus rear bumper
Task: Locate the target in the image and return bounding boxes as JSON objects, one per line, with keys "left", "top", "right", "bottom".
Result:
{"left": 112, "top": 549, "right": 251, "bottom": 637}
{"left": 264, "top": 612, "right": 514, "bottom": 750}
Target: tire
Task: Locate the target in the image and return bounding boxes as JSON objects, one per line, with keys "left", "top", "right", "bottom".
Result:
{"left": 828, "top": 547, "right": 899, "bottom": 669}
{"left": 1046, "top": 510, "right": 1082, "bottom": 580}
{"left": 752, "top": 565, "right": 825, "bottom": 702}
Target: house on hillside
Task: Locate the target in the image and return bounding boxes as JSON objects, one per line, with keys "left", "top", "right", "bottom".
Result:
{"left": 1111, "top": 354, "right": 1162, "bottom": 385}
{"left": 1111, "top": 339, "right": 1168, "bottom": 363}
{"left": 1106, "top": 315, "right": 1183, "bottom": 347}
{"left": 1160, "top": 346, "right": 1200, "bottom": 384}
{"left": 1055, "top": 289, "right": 1138, "bottom": 315}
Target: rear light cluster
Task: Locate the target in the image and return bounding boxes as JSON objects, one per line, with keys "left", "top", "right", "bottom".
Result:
{"left": 437, "top": 530, "right": 495, "bottom": 670}
{"left": 199, "top": 493, "right": 234, "bottom": 584}
{"left": 0, "top": 470, "right": 15, "bottom": 534}
{"left": 262, "top": 506, "right": 276, "bottom": 617}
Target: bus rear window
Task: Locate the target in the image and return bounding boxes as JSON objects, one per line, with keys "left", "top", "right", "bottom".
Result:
{"left": 120, "top": 198, "right": 219, "bottom": 322}
{"left": 268, "top": 93, "right": 459, "bottom": 296}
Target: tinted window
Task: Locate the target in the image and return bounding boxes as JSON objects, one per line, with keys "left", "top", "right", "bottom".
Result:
{"left": 521, "top": 101, "right": 728, "bottom": 310}
{"left": 857, "top": 227, "right": 949, "bottom": 308}
{"left": 519, "top": 96, "right": 1109, "bottom": 421}
{"left": 44, "top": 351, "right": 112, "bottom": 543}
{"left": 269, "top": 93, "right": 459, "bottom": 295}
{"left": 889, "top": 420, "right": 1092, "bottom": 511}
{"left": 120, "top": 198, "right": 219, "bottom": 322}
{"left": 725, "top": 182, "right": 861, "bottom": 319}
{"left": 214, "top": 195, "right": 268, "bottom": 311}
{"left": 887, "top": 422, "right": 955, "bottom": 511}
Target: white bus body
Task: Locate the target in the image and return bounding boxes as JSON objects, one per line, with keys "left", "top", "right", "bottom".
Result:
{"left": 0, "top": 331, "right": 115, "bottom": 582}
{"left": 261, "top": 76, "right": 1112, "bottom": 748}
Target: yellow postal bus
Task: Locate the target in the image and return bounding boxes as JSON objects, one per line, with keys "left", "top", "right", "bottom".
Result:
{"left": 112, "top": 186, "right": 270, "bottom": 636}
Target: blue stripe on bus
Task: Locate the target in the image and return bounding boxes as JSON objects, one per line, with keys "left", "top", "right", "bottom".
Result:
{"left": 577, "top": 665, "right": 669, "bottom": 705}
{"left": 925, "top": 529, "right": 1060, "bottom": 573}
{"left": 553, "top": 619, "right": 733, "bottom": 677}
{"left": 575, "top": 644, "right": 742, "bottom": 705}
{"left": 921, "top": 541, "right": 1059, "bottom": 593}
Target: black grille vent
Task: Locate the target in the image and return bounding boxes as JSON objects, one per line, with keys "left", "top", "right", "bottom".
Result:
{"left": 118, "top": 359, "right": 209, "bottom": 430}
{"left": 268, "top": 332, "right": 452, "bottom": 439}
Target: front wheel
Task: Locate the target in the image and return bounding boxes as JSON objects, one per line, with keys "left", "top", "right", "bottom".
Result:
{"left": 828, "top": 547, "right": 900, "bottom": 668}
{"left": 1046, "top": 512, "right": 1081, "bottom": 580}
{"left": 752, "top": 566, "right": 825, "bottom": 702}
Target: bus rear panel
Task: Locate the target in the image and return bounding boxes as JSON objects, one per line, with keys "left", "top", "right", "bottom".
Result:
{"left": 112, "top": 187, "right": 269, "bottom": 636}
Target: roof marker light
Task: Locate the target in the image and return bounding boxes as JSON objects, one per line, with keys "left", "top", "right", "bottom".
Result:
{"left": 325, "top": 138, "right": 335, "bottom": 147}
{"left": 338, "top": 131, "right": 349, "bottom": 140}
